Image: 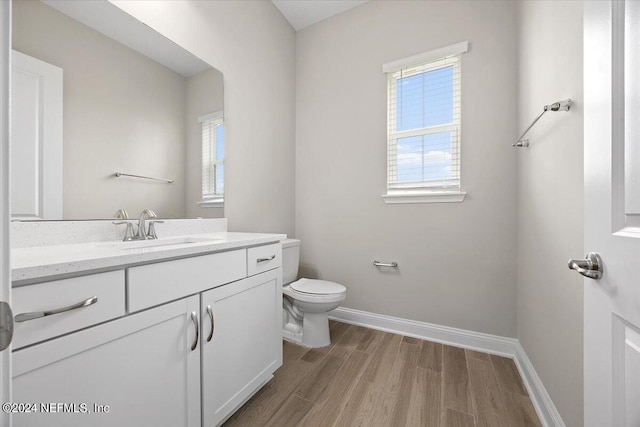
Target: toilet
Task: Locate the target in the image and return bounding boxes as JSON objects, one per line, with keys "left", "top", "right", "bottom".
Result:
{"left": 281, "top": 239, "right": 346, "bottom": 348}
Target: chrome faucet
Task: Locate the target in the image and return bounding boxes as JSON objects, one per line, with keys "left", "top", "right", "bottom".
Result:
{"left": 135, "top": 209, "right": 157, "bottom": 240}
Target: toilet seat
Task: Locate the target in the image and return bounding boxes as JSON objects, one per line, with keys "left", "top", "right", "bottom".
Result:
{"left": 284, "top": 278, "right": 346, "bottom": 304}
{"left": 290, "top": 278, "right": 346, "bottom": 295}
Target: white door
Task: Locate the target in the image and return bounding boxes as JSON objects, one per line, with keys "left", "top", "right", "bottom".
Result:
{"left": 10, "top": 50, "right": 62, "bottom": 220}
{"left": 0, "top": 2, "right": 12, "bottom": 427}
{"left": 584, "top": 1, "right": 640, "bottom": 426}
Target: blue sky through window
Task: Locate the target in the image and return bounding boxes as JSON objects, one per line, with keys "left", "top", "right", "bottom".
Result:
{"left": 397, "top": 66, "right": 454, "bottom": 131}
{"left": 395, "top": 66, "right": 454, "bottom": 183}
{"left": 396, "top": 132, "right": 453, "bottom": 183}
{"left": 216, "top": 124, "right": 224, "bottom": 194}
{"left": 216, "top": 125, "right": 224, "bottom": 161}
{"left": 216, "top": 165, "right": 224, "bottom": 194}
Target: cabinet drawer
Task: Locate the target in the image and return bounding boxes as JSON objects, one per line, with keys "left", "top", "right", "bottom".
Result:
{"left": 128, "top": 249, "right": 246, "bottom": 312}
{"left": 12, "top": 271, "right": 125, "bottom": 349}
{"left": 247, "top": 243, "right": 282, "bottom": 276}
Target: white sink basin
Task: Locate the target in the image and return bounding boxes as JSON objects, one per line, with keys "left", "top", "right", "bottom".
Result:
{"left": 100, "top": 236, "right": 221, "bottom": 250}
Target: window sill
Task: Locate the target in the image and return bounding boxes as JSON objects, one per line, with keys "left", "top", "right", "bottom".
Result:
{"left": 382, "top": 191, "right": 467, "bottom": 204}
{"left": 198, "top": 199, "right": 224, "bottom": 208}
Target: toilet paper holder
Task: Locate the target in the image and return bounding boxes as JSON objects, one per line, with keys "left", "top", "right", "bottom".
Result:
{"left": 373, "top": 260, "right": 398, "bottom": 268}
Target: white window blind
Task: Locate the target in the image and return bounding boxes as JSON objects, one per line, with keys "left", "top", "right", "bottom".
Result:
{"left": 200, "top": 112, "right": 224, "bottom": 201}
{"left": 385, "top": 43, "right": 466, "bottom": 196}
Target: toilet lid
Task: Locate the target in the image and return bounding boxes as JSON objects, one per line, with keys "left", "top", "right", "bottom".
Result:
{"left": 290, "top": 278, "right": 346, "bottom": 295}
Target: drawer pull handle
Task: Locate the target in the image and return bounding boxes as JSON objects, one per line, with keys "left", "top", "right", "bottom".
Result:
{"left": 191, "top": 311, "right": 199, "bottom": 351}
{"left": 257, "top": 255, "right": 276, "bottom": 263}
{"left": 15, "top": 296, "right": 98, "bottom": 323}
{"left": 206, "top": 305, "right": 214, "bottom": 342}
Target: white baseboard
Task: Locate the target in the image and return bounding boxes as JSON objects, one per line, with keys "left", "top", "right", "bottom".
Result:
{"left": 329, "top": 306, "right": 566, "bottom": 427}
{"left": 513, "top": 342, "right": 567, "bottom": 427}
{"left": 330, "top": 307, "right": 518, "bottom": 357}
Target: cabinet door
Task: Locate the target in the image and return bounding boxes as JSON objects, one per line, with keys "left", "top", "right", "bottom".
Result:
{"left": 12, "top": 295, "right": 201, "bottom": 427}
{"left": 201, "top": 269, "right": 282, "bottom": 426}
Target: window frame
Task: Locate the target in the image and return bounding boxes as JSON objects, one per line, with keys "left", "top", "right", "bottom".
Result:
{"left": 198, "top": 111, "right": 224, "bottom": 208}
{"left": 382, "top": 41, "right": 468, "bottom": 204}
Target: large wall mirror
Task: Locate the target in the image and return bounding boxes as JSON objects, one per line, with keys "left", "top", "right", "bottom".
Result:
{"left": 10, "top": 0, "right": 224, "bottom": 220}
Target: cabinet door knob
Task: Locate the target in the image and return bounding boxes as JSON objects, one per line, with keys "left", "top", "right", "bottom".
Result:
{"left": 190, "top": 311, "right": 199, "bottom": 351}
{"left": 206, "top": 305, "right": 214, "bottom": 342}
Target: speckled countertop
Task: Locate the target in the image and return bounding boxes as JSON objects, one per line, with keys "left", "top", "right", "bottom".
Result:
{"left": 12, "top": 232, "right": 286, "bottom": 285}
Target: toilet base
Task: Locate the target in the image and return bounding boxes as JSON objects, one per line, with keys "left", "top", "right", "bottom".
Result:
{"left": 301, "top": 312, "right": 330, "bottom": 347}
{"left": 282, "top": 322, "right": 303, "bottom": 344}
{"left": 282, "top": 310, "right": 331, "bottom": 348}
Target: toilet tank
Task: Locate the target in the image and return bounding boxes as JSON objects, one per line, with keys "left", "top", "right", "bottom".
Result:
{"left": 281, "top": 239, "right": 300, "bottom": 285}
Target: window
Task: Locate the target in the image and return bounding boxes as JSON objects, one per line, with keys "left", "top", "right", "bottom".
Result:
{"left": 382, "top": 41, "right": 468, "bottom": 204}
{"left": 199, "top": 111, "right": 224, "bottom": 207}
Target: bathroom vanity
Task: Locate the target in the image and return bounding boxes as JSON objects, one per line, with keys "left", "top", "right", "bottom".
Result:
{"left": 10, "top": 221, "right": 284, "bottom": 427}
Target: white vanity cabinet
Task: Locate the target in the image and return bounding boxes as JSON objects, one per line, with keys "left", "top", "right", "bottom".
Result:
{"left": 12, "top": 295, "right": 201, "bottom": 427}
{"left": 11, "top": 241, "right": 283, "bottom": 427}
{"left": 201, "top": 268, "right": 282, "bottom": 426}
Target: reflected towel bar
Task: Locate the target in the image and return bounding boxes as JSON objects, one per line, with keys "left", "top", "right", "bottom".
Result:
{"left": 513, "top": 99, "right": 572, "bottom": 148}
{"left": 113, "top": 172, "right": 174, "bottom": 183}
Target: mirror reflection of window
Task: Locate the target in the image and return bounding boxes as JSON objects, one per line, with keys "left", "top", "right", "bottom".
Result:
{"left": 200, "top": 112, "right": 224, "bottom": 206}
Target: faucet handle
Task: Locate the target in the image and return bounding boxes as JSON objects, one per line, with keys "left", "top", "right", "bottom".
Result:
{"left": 139, "top": 208, "right": 157, "bottom": 219}
{"left": 147, "top": 220, "right": 164, "bottom": 240}
{"left": 113, "top": 209, "right": 129, "bottom": 220}
{"left": 113, "top": 221, "right": 135, "bottom": 241}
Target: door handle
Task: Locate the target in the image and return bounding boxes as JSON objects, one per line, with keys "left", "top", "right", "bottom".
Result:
{"left": 568, "top": 252, "right": 603, "bottom": 280}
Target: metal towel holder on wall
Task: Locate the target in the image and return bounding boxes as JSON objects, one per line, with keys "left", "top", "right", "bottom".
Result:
{"left": 113, "top": 171, "right": 174, "bottom": 183}
{"left": 513, "top": 99, "right": 572, "bottom": 148}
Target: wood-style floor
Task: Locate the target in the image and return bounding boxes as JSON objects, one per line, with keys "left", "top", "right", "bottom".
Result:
{"left": 224, "top": 321, "right": 542, "bottom": 427}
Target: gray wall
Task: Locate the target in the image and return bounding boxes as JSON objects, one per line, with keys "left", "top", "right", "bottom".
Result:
{"left": 114, "top": 0, "right": 296, "bottom": 236}
{"left": 295, "top": 0, "right": 519, "bottom": 337}
{"left": 103, "top": 2, "right": 586, "bottom": 424}
{"left": 13, "top": 0, "right": 187, "bottom": 219}
{"left": 516, "top": 2, "right": 584, "bottom": 426}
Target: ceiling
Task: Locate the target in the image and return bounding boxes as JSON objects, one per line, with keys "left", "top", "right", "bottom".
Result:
{"left": 43, "top": 0, "right": 211, "bottom": 77}
{"left": 272, "top": 0, "right": 369, "bottom": 31}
